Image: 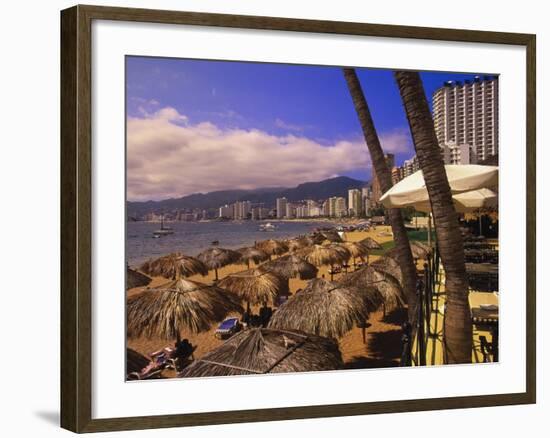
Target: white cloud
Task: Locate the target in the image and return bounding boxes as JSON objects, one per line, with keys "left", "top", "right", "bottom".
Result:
{"left": 275, "top": 118, "right": 309, "bottom": 132}
{"left": 127, "top": 107, "right": 410, "bottom": 201}
{"left": 379, "top": 128, "right": 413, "bottom": 155}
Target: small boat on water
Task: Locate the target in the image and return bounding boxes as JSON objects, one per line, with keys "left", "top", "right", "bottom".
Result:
{"left": 153, "top": 215, "right": 174, "bottom": 237}
{"left": 259, "top": 222, "right": 277, "bottom": 232}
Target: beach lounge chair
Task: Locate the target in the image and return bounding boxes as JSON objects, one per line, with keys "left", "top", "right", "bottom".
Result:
{"left": 215, "top": 317, "right": 242, "bottom": 339}
{"left": 127, "top": 349, "right": 174, "bottom": 380}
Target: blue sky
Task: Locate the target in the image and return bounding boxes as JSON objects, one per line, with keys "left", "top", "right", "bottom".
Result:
{"left": 126, "top": 56, "right": 489, "bottom": 201}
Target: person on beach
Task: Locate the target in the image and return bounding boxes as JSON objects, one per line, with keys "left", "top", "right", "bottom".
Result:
{"left": 259, "top": 304, "right": 273, "bottom": 327}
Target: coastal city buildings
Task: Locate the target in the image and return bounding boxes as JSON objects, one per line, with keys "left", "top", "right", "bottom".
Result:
{"left": 326, "top": 196, "right": 347, "bottom": 218}
{"left": 348, "top": 189, "right": 363, "bottom": 217}
{"left": 433, "top": 75, "right": 498, "bottom": 162}
{"left": 136, "top": 189, "right": 376, "bottom": 222}
{"left": 391, "top": 76, "right": 498, "bottom": 186}
{"left": 251, "top": 206, "right": 270, "bottom": 220}
{"left": 218, "top": 204, "right": 232, "bottom": 219}
{"left": 362, "top": 187, "right": 372, "bottom": 215}
{"left": 276, "top": 197, "right": 287, "bottom": 219}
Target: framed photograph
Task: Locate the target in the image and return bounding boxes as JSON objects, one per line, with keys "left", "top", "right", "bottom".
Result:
{"left": 60, "top": 4, "right": 536, "bottom": 433}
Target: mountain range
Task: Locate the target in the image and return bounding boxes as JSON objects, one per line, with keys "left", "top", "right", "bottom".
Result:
{"left": 127, "top": 176, "right": 368, "bottom": 217}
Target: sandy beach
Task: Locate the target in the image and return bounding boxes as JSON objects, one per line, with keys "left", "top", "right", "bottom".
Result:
{"left": 126, "top": 226, "right": 406, "bottom": 374}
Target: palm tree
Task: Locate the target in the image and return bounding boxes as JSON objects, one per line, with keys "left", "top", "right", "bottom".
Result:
{"left": 342, "top": 68, "right": 418, "bottom": 324}
{"left": 394, "top": 71, "right": 472, "bottom": 364}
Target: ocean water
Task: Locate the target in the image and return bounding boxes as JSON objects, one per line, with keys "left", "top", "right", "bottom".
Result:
{"left": 126, "top": 220, "right": 328, "bottom": 266}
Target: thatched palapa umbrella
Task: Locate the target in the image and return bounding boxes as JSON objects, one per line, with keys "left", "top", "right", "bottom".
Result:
{"left": 309, "top": 232, "right": 328, "bottom": 245}
{"left": 260, "top": 254, "right": 318, "bottom": 280}
{"left": 255, "top": 239, "right": 288, "bottom": 258}
{"left": 357, "top": 237, "right": 382, "bottom": 264}
{"left": 268, "top": 278, "right": 370, "bottom": 339}
{"left": 127, "top": 278, "right": 243, "bottom": 340}
{"left": 370, "top": 255, "right": 403, "bottom": 286}
{"left": 140, "top": 253, "right": 208, "bottom": 279}
{"left": 359, "top": 237, "right": 383, "bottom": 250}
{"left": 179, "top": 328, "right": 342, "bottom": 377}
{"left": 385, "top": 240, "right": 430, "bottom": 260}
{"left": 127, "top": 266, "right": 152, "bottom": 290}
{"left": 320, "top": 229, "right": 344, "bottom": 243}
{"left": 343, "top": 241, "right": 370, "bottom": 268}
{"left": 339, "top": 266, "right": 405, "bottom": 315}
{"left": 197, "top": 247, "right": 241, "bottom": 281}
{"left": 298, "top": 243, "right": 351, "bottom": 280}
{"left": 286, "top": 236, "right": 315, "bottom": 253}
{"left": 218, "top": 268, "right": 285, "bottom": 309}
{"left": 237, "top": 247, "right": 270, "bottom": 269}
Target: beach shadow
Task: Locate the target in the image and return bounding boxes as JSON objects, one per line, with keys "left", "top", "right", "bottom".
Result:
{"left": 344, "top": 329, "right": 404, "bottom": 369}
{"left": 34, "top": 410, "right": 59, "bottom": 426}
{"left": 344, "top": 355, "right": 399, "bottom": 369}
{"left": 381, "top": 308, "right": 408, "bottom": 325}
{"left": 368, "top": 329, "right": 404, "bottom": 359}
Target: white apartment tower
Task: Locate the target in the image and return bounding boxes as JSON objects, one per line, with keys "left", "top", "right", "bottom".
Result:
{"left": 348, "top": 189, "right": 363, "bottom": 217}
{"left": 276, "top": 197, "right": 287, "bottom": 219}
{"left": 432, "top": 75, "right": 498, "bottom": 162}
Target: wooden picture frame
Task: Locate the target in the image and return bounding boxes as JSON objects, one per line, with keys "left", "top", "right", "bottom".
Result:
{"left": 61, "top": 4, "right": 536, "bottom": 433}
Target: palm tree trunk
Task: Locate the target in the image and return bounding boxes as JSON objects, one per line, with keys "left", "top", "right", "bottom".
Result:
{"left": 343, "top": 68, "right": 418, "bottom": 325}
{"left": 394, "top": 71, "right": 472, "bottom": 364}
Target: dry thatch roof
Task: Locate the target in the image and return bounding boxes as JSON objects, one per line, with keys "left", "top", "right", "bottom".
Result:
{"left": 358, "top": 237, "right": 383, "bottom": 250}
{"left": 260, "top": 254, "right": 318, "bottom": 280}
{"left": 309, "top": 232, "right": 328, "bottom": 244}
{"left": 385, "top": 240, "right": 430, "bottom": 260}
{"left": 178, "top": 328, "right": 343, "bottom": 377}
{"left": 297, "top": 243, "right": 351, "bottom": 267}
{"left": 268, "top": 278, "right": 370, "bottom": 338}
{"left": 218, "top": 268, "right": 286, "bottom": 305}
{"left": 126, "top": 348, "right": 150, "bottom": 374}
{"left": 127, "top": 267, "right": 152, "bottom": 289}
{"left": 139, "top": 253, "right": 208, "bottom": 279}
{"left": 370, "top": 256, "right": 403, "bottom": 285}
{"left": 320, "top": 229, "right": 343, "bottom": 243}
{"left": 127, "top": 278, "right": 243, "bottom": 339}
{"left": 196, "top": 247, "right": 241, "bottom": 270}
{"left": 237, "top": 247, "right": 270, "bottom": 266}
{"left": 286, "top": 236, "right": 316, "bottom": 252}
{"left": 343, "top": 241, "right": 370, "bottom": 259}
{"left": 339, "top": 266, "right": 405, "bottom": 312}
{"left": 255, "top": 239, "right": 288, "bottom": 256}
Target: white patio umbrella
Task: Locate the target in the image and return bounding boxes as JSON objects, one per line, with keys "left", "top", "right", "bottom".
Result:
{"left": 412, "top": 188, "right": 498, "bottom": 214}
{"left": 380, "top": 165, "right": 498, "bottom": 209}
{"left": 380, "top": 165, "right": 498, "bottom": 246}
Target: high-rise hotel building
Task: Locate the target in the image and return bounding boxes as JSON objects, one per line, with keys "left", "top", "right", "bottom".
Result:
{"left": 348, "top": 189, "right": 363, "bottom": 217}
{"left": 276, "top": 197, "right": 287, "bottom": 219}
{"left": 432, "top": 75, "right": 498, "bottom": 163}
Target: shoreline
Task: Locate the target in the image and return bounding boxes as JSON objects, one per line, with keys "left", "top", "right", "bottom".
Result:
{"left": 129, "top": 217, "right": 375, "bottom": 225}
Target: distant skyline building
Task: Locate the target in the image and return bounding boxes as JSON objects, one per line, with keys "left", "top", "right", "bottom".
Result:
{"left": 276, "top": 197, "right": 287, "bottom": 219}
{"left": 327, "top": 196, "right": 346, "bottom": 217}
{"left": 232, "top": 200, "right": 251, "bottom": 220}
{"left": 362, "top": 187, "right": 372, "bottom": 215}
{"left": 432, "top": 75, "right": 498, "bottom": 162}
{"left": 251, "top": 206, "right": 270, "bottom": 220}
{"left": 218, "top": 204, "right": 232, "bottom": 219}
{"left": 348, "top": 189, "right": 363, "bottom": 217}
{"left": 285, "top": 202, "right": 298, "bottom": 219}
